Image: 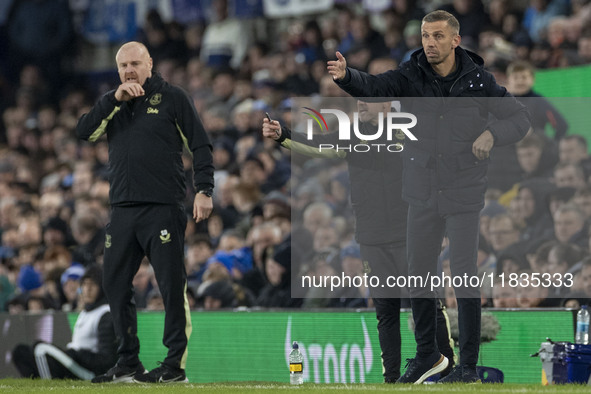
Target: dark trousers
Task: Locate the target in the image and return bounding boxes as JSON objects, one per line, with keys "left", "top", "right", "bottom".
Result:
{"left": 103, "top": 204, "right": 190, "bottom": 370}
{"left": 361, "top": 243, "right": 455, "bottom": 381}
{"left": 12, "top": 343, "right": 93, "bottom": 379}
{"left": 407, "top": 204, "right": 481, "bottom": 366}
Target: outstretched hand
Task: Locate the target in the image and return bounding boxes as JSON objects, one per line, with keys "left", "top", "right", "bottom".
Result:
{"left": 327, "top": 51, "right": 347, "bottom": 81}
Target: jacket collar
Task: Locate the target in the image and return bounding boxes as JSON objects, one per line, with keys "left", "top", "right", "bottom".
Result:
{"left": 410, "top": 46, "right": 482, "bottom": 77}
{"left": 142, "top": 72, "right": 164, "bottom": 95}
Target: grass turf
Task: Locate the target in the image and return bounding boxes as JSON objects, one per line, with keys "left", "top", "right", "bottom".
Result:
{"left": 0, "top": 380, "right": 590, "bottom": 393}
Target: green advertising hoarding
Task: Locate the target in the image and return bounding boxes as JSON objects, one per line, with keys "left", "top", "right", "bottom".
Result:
{"left": 0, "top": 309, "right": 576, "bottom": 382}
{"left": 126, "top": 309, "right": 574, "bottom": 384}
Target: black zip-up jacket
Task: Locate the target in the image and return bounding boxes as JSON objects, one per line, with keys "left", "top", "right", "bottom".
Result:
{"left": 278, "top": 122, "right": 406, "bottom": 245}
{"left": 76, "top": 73, "right": 213, "bottom": 206}
{"left": 336, "top": 47, "right": 530, "bottom": 214}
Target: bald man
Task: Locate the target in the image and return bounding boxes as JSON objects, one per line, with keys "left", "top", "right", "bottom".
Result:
{"left": 77, "top": 41, "right": 214, "bottom": 383}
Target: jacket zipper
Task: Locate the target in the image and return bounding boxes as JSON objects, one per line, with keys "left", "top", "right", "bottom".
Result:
{"left": 449, "top": 65, "right": 475, "bottom": 96}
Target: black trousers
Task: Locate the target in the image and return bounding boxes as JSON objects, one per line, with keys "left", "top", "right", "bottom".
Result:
{"left": 407, "top": 203, "right": 481, "bottom": 366}
{"left": 103, "top": 204, "right": 191, "bottom": 370}
{"left": 12, "top": 343, "right": 94, "bottom": 380}
{"left": 361, "top": 243, "right": 455, "bottom": 381}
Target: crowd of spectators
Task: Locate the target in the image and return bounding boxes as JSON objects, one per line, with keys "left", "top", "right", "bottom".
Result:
{"left": 1, "top": 0, "right": 591, "bottom": 314}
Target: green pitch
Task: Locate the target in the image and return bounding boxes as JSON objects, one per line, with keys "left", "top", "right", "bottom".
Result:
{"left": 0, "top": 380, "right": 589, "bottom": 393}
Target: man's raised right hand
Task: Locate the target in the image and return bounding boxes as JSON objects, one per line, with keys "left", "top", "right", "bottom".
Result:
{"left": 327, "top": 51, "right": 347, "bottom": 81}
{"left": 114, "top": 82, "right": 145, "bottom": 102}
{"left": 262, "top": 118, "right": 281, "bottom": 140}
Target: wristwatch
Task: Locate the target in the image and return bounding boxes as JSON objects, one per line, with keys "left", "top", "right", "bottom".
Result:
{"left": 197, "top": 188, "right": 213, "bottom": 198}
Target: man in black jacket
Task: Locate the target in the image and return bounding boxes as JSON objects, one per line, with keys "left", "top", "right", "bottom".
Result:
{"left": 12, "top": 265, "right": 117, "bottom": 379}
{"left": 328, "top": 10, "right": 530, "bottom": 383}
{"left": 77, "top": 41, "right": 214, "bottom": 383}
{"left": 262, "top": 99, "right": 455, "bottom": 383}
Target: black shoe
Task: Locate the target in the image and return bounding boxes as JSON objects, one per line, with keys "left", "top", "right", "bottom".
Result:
{"left": 438, "top": 365, "right": 481, "bottom": 383}
{"left": 132, "top": 362, "right": 188, "bottom": 383}
{"left": 440, "top": 357, "right": 455, "bottom": 378}
{"left": 91, "top": 363, "right": 147, "bottom": 383}
{"left": 398, "top": 354, "right": 449, "bottom": 384}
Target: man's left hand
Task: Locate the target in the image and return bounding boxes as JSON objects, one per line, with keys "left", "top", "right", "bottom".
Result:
{"left": 472, "top": 130, "right": 494, "bottom": 160}
{"left": 193, "top": 193, "right": 213, "bottom": 223}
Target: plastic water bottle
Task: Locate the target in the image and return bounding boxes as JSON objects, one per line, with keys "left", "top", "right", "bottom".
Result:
{"left": 575, "top": 305, "right": 590, "bottom": 344}
{"left": 289, "top": 341, "right": 303, "bottom": 385}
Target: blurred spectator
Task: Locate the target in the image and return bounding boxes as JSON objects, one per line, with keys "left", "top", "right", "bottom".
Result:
{"left": 6, "top": 0, "right": 74, "bottom": 95}
{"left": 241, "top": 223, "right": 283, "bottom": 298}
{"left": 553, "top": 162, "right": 587, "bottom": 190}
{"left": 302, "top": 202, "right": 333, "bottom": 237}
{"left": 132, "top": 260, "right": 156, "bottom": 309}
{"left": 217, "top": 229, "right": 246, "bottom": 252}
{"left": 441, "top": 0, "right": 489, "bottom": 48}
{"left": 544, "top": 242, "right": 585, "bottom": 296}
{"left": 558, "top": 135, "right": 591, "bottom": 178}
{"left": 200, "top": 280, "right": 235, "bottom": 310}
{"left": 313, "top": 225, "right": 340, "bottom": 253}
{"left": 210, "top": 68, "right": 239, "bottom": 113}
{"left": 205, "top": 248, "right": 253, "bottom": 280}
{"left": 231, "top": 181, "right": 263, "bottom": 234}
{"left": 200, "top": 0, "right": 251, "bottom": 69}
{"left": 573, "top": 185, "right": 591, "bottom": 220}
{"left": 479, "top": 201, "right": 507, "bottom": 245}
{"left": 547, "top": 186, "right": 577, "bottom": 219}
{"left": 297, "top": 20, "right": 328, "bottom": 65}
{"left": 146, "top": 289, "right": 165, "bottom": 311}
{"left": 70, "top": 210, "right": 104, "bottom": 266}
{"left": 513, "top": 179, "right": 556, "bottom": 244}
{"left": 562, "top": 256, "right": 591, "bottom": 308}
{"left": 142, "top": 10, "right": 185, "bottom": 66}
{"left": 11, "top": 265, "right": 56, "bottom": 312}
{"left": 523, "top": 0, "right": 570, "bottom": 43}
{"left": 516, "top": 270, "right": 559, "bottom": 306}
{"left": 492, "top": 280, "right": 519, "bottom": 307}
{"left": 60, "top": 263, "right": 85, "bottom": 312}
{"left": 256, "top": 242, "right": 300, "bottom": 308}
{"left": 400, "top": 20, "right": 423, "bottom": 63}
{"left": 515, "top": 133, "right": 556, "bottom": 180}
{"left": 42, "top": 217, "right": 73, "bottom": 249}
{"left": 329, "top": 243, "right": 368, "bottom": 308}
{"left": 489, "top": 214, "right": 524, "bottom": 255}
{"left": 349, "top": 15, "right": 388, "bottom": 60}
{"left": 506, "top": 61, "right": 568, "bottom": 140}
{"left": 553, "top": 203, "right": 588, "bottom": 247}
{"left": 186, "top": 234, "right": 214, "bottom": 289}
{"left": 495, "top": 246, "right": 530, "bottom": 277}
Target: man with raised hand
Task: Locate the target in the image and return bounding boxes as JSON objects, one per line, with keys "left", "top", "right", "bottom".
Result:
{"left": 262, "top": 99, "right": 456, "bottom": 383}
{"left": 77, "top": 41, "right": 214, "bottom": 383}
{"left": 328, "top": 10, "right": 529, "bottom": 383}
